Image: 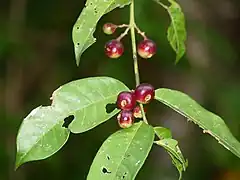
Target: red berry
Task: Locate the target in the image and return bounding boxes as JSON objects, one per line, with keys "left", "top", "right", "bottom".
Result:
{"left": 135, "top": 83, "right": 155, "bottom": 104}
{"left": 103, "top": 23, "right": 117, "bottom": 35}
{"left": 133, "top": 106, "right": 146, "bottom": 118}
{"left": 117, "top": 110, "right": 134, "bottom": 128}
{"left": 105, "top": 40, "right": 124, "bottom": 58}
{"left": 137, "top": 39, "right": 157, "bottom": 59}
{"left": 117, "top": 91, "right": 136, "bottom": 110}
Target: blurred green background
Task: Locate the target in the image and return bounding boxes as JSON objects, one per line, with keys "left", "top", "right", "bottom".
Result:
{"left": 1, "top": 0, "right": 240, "bottom": 179}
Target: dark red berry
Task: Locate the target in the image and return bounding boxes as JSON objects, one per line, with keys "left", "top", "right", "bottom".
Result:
{"left": 137, "top": 39, "right": 157, "bottom": 59}
{"left": 117, "top": 91, "right": 136, "bottom": 110}
{"left": 135, "top": 83, "right": 155, "bottom": 104}
{"left": 117, "top": 110, "right": 134, "bottom": 128}
{"left": 133, "top": 106, "right": 146, "bottom": 118}
{"left": 103, "top": 23, "right": 117, "bottom": 35}
{"left": 105, "top": 39, "right": 124, "bottom": 58}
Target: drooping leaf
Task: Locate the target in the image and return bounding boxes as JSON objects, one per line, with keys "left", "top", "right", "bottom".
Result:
{"left": 16, "top": 77, "right": 129, "bottom": 168}
{"left": 87, "top": 122, "right": 155, "bottom": 180}
{"left": 72, "top": 0, "right": 131, "bottom": 66}
{"left": 16, "top": 107, "right": 70, "bottom": 169}
{"left": 155, "top": 88, "right": 240, "bottom": 158}
{"left": 154, "top": 127, "right": 187, "bottom": 179}
{"left": 168, "top": 152, "right": 185, "bottom": 180}
{"left": 155, "top": 139, "right": 187, "bottom": 169}
{"left": 154, "top": 0, "right": 186, "bottom": 63}
{"left": 154, "top": 126, "right": 172, "bottom": 139}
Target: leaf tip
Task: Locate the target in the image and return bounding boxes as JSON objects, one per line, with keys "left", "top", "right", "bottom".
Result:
{"left": 15, "top": 156, "right": 23, "bottom": 170}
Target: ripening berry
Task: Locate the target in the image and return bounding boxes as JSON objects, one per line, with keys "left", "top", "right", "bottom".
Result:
{"left": 137, "top": 39, "right": 157, "bottom": 59}
{"left": 117, "top": 91, "right": 136, "bottom": 111}
{"left": 103, "top": 23, "right": 117, "bottom": 35}
{"left": 117, "top": 110, "right": 134, "bottom": 128}
{"left": 105, "top": 39, "right": 124, "bottom": 58}
{"left": 135, "top": 83, "right": 155, "bottom": 104}
{"left": 133, "top": 106, "right": 146, "bottom": 119}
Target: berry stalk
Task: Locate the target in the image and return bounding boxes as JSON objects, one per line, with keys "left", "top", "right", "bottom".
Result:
{"left": 129, "top": 1, "right": 148, "bottom": 124}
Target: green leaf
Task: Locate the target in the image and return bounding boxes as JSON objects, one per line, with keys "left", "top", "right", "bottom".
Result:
{"left": 16, "top": 107, "right": 70, "bottom": 169}
{"left": 154, "top": 126, "right": 187, "bottom": 179}
{"left": 87, "top": 122, "right": 155, "bottom": 180}
{"left": 168, "top": 153, "right": 185, "bottom": 180}
{"left": 155, "top": 139, "right": 187, "bottom": 180}
{"left": 154, "top": 126, "right": 172, "bottom": 139}
{"left": 53, "top": 77, "right": 130, "bottom": 133}
{"left": 154, "top": 0, "right": 186, "bottom": 63}
{"left": 155, "top": 88, "right": 240, "bottom": 158}
{"left": 72, "top": 0, "right": 131, "bottom": 66}
{"left": 16, "top": 77, "right": 129, "bottom": 168}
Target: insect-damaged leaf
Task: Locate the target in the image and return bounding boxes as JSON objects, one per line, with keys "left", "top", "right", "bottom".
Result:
{"left": 155, "top": 88, "right": 240, "bottom": 159}
{"left": 87, "top": 122, "right": 155, "bottom": 180}
{"left": 16, "top": 77, "right": 129, "bottom": 168}
{"left": 72, "top": 0, "right": 131, "bottom": 66}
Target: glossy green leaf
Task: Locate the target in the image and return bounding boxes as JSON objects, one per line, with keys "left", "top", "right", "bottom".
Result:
{"left": 87, "top": 122, "right": 155, "bottom": 180}
{"left": 154, "top": 0, "right": 186, "bottom": 63}
{"left": 72, "top": 0, "right": 131, "bottom": 66}
{"left": 53, "top": 77, "right": 130, "bottom": 133}
{"left": 16, "top": 77, "right": 129, "bottom": 168}
{"left": 155, "top": 88, "right": 240, "bottom": 158}
{"left": 16, "top": 107, "right": 70, "bottom": 169}
{"left": 154, "top": 127, "right": 172, "bottom": 139}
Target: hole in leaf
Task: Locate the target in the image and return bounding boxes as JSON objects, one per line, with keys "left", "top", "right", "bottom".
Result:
{"left": 76, "top": 26, "right": 79, "bottom": 29}
{"left": 62, "top": 115, "right": 75, "bottom": 128}
{"left": 102, "top": 167, "right": 111, "bottom": 174}
{"left": 106, "top": 155, "right": 110, "bottom": 160}
{"left": 77, "top": 43, "right": 80, "bottom": 46}
{"left": 122, "top": 172, "right": 127, "bottom": 179}
{"left": 105, "top": 103, "right": 117, "bottom": 114}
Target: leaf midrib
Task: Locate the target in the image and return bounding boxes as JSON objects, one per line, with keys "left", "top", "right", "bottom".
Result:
{"left": 74, "top": 0, "right": 116, "bottom": 55}
{"left": 168, "top": 4, "right": 180, "bottom": 52}
{"left": 18, "top": 92, "right": 121, "bottom": 165}
{"left": 111, "top": 122, "right": 152, "bottom": 179}
{"left": 17, "top": 118, "right": 69, "bottom": 166}
{"left": 155, "top": 89, "right": 240, "bottom": 158}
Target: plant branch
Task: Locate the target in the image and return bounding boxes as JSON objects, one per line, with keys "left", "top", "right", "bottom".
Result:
{"left": 129, "top": 1, "right": 148, "bottom": 124}
{"left": 134, "top": 24, "right": 147, "bottom": 40}
{"left": 116, "top": 27, "right": 130, "bottom": 41}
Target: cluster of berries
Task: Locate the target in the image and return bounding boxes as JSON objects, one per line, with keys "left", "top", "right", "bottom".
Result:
{"left": 116, "top": 83, "right": 155, "bottom": 128}
{"left": 103, "top": 23, "right": 157, "bottom": 59}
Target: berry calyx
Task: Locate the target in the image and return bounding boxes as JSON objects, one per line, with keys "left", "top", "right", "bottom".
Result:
{"left": 105, "top": 39, "right": 124, "bottom": 58}
{"left": 135, "top": 83, "right": 155, "bottom": 104}
{"left": 117, "top": 110, "right": 134, "bottom": 128}
{"left": 137, "top": 39, "right": 157, "bottom": 59}
{"left": 117, "top": 91, "right": 136, "bottom": 110}
{"left": 133, "top": 106, "right": 146, "bottom": 119}
{"left": 103, "top": 23, "right": 117, "bottom": 35}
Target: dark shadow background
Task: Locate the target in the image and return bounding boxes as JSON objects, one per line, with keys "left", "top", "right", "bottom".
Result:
{"left": 1, "top": 0, "right": 240, "bottom": 179}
